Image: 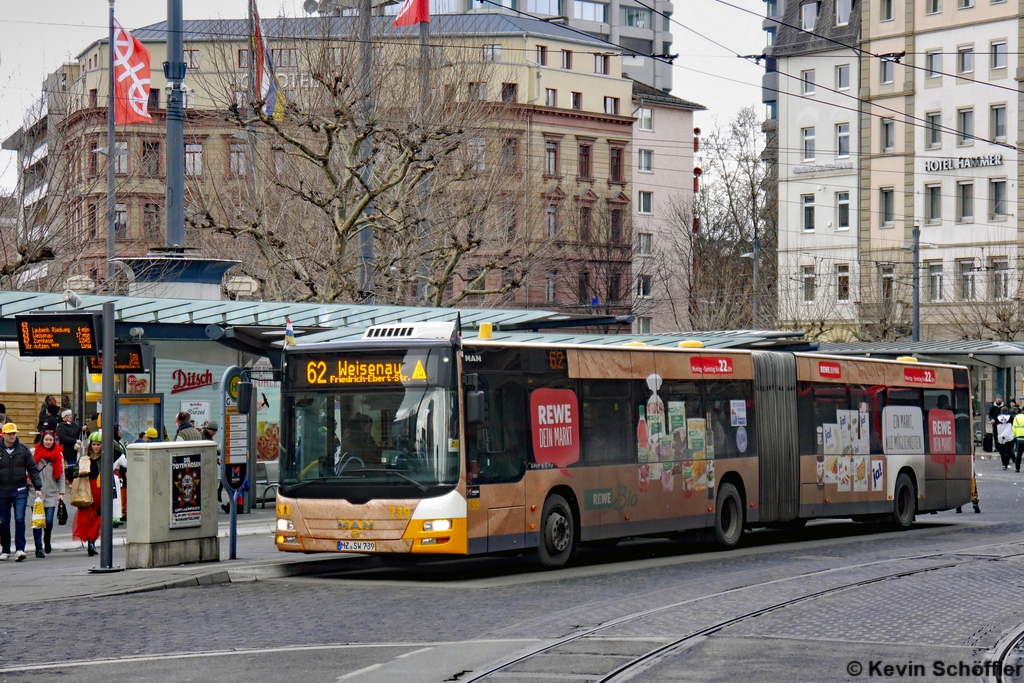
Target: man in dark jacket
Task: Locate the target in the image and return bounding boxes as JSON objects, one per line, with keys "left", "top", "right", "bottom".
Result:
{"left": 990, "top": 396, "right": 1005, "bottom": 447}
{"left": 174, "top": 412, "right": 202, "bottom": 442}
{"left": 55, "top": 409, "right": 81, "bottom": 480}
{"left": 0, "top": 423, "right": 43, "bottom": 561}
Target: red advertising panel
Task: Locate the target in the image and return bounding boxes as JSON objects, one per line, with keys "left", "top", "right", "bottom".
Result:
{"left": 904, "top": 367, "right": 936, "bottom": 385}
{"left": 928, "top": 408, "right": 956, "bottom": 471}
{"left": 690, "top": 356, "right": 734, "bottom": 375}
{"left": 818, "top": 361, "right": 842, "bottom": 379}
{"left": 530, "top": 388, "right": 580, "bottom": 471}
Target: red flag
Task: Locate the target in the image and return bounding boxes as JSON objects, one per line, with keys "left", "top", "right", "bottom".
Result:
{"left": 112, "top": 21, "right": 152, "bottom": 124}
{"left": 392, "top": 0, "right": 429, "bottom": 26}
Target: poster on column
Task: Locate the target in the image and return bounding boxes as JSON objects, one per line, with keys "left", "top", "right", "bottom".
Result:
{"left": 170, "top": 453, "right": 202, "bottom": 529}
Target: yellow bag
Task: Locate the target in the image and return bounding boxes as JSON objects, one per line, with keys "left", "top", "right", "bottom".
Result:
{"left": 30, "top": 499, "right": 46, "bottom": 529}
{"left": 70, "top": 476, "right": 93, "bottom": 509}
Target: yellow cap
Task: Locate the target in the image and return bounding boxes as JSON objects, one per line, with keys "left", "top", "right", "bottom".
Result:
{"left": 678, "top": 340, "right": 705, "bottom": 349}
{"left": 2, "top": 423, "right": 17, "bottom": 434}
{"left": 145, "top": 427, "right": 158, "bottom": 438}
{"left": 478, "top": 322, "right": 493, "bottom": 340}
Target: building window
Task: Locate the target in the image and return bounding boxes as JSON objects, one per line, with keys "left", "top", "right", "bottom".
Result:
{"left": 637, "top": 317, "right": 652, "bottom": 334}
{"left": 803, "top": 266, "right": 816, "bottom": 302}
{"left": 881, "top": 265, "right": 895, "bottom": 301}
{"left": 957, "top": 0, "right": 973, "bottom": 7}
{"left": 991, "top": 259, "right": 1009, "bottom": 300}
{"left": 925, "top": 0, "right": 940, "bottom": 12}
{"left": 545, "top": 88, "right": 557, "bottom": 107}
{"left": 766, "top": 0, "right": 777, "bottom": 15}
{"left": 620, "top": 6, "right": 652, "bottom": 27}
{"left": 991, "top": 41, "right": 1007, "bottom": 69}
{"left": 609, "top": 146, "right": 623, "bottom": 182}
{"left": 143, "top": 203, "right": 161, "bottom": 237}
{"left": 801, "top": 2, "right": 818, "bottom": 29}
{"left": 574, "top": 0, "right": 608, "bottom": 21}
{"left": 880, "top": 58, "right": 894, "bottom": 84}
{"left": 482, "top": 44, "right": 502, "bottom": 62}
{"left": 114, "top": 202, "right": 127, "bottom": 238}
{"left": 836, "top": 64, "right": 850, "bottom": 90}
{"left": 880, "top": 0, "right": 893, "bottom": 19}
{"left": 803, "top": 194, "right": 815, "bottom": 231}
{"left": 638, "top": 232, "right": 652, "bottom": 255}
{"left": 766, "top": 28, "right": 776, "bottom": 46}
{"left": 604, "top": 97, "right": 619, "bottom": 115}
{"left": 579, "top": 206, "right": 592, "bottom": 242}
{"left": 500, "top": 137, "right": 518, "bottom": 170}
{"left": 957, "top": 108, "right": 973, "bottom": 145}
{"left": 141, "top": 141, "right": 160, "bottom": 177}
{"left": 837, "top": 264, "right": 850, "bottom": 302}
{"left": 546, "top": 204, "right": 558, "bottom": 238}
{"left": 561, "top": 50, "right": 572, "bottom": 69}
{"left": 526, "top": 0, "right": 560, "bottom": 13}
{"left": 638, "top": 149, "right": 653, "bottom": 172}
{"left": 467, "top": 138, "right": 486, "bottom": 172}
{"left": 501, "top": 82, "right": 518, "bottom": 103}
{"left": 801, "top": 69, "right": 816, "bottom": 94}
{"left": 113, "top": 141, "right": 128, "bottom": 174}
{"left": 926, "top": 184, "right": 941, "bottom": 223}
{"left": 607, "top": 273, "right": 621, "bottom": 301}
{"left": 578, "top": 142, "right": 593, "bottom": 178}
{"left": 185, "top": 142, "right": 203, "bottom": 176}
{"left": 184, "top": 49, "right": 200, "bottom": 69}
{"left": 544, "top": 140, "right": 559, "bottom": 177}
{"left": 571, "top": 92, "right": 582, "bottom": 110}
{"left": 991, "top": 179, "right": 1007, "bottom": 218}
{"left": 594, "top": 54, "right": 609, "bottom": 74}
{"left": 836, "top": 0, "right": 851, "bottom": 23}
{"left": 957, "top": 260, "right": 976, "bottom": 301}
{"left": 637, "top": 274, "right": 652, "bottom": 298}
{"left": 926, "top": 112, "right": 942, "bottom": 148}
{"left": 148, "top": 89, "right": 160, "bottom": 111}
{"left": 637, "top": 106, "right": 653, "bottom": 131}
{"left": 610, "top": 209, "right": 623, "bottom": 242}
{"left": 957, "top": 181, "right": 973, "bottom": 221}
{"left": 925, "top": 51, "right": 941, "bottom": 77}
{"left": 836, "top": 191, "right": 850, "bottom": 229}
{"left": 545, "top": 271, "right": 557, "bottom": 303}
{"left": 991, "top": 105, "right": 1006, "bottom": 140}
{"left": 89, "top": 89, "right": 98, "bottom": 107}
{"left": 468, "top": 82, "right": 487, "bottom": 100}
{"left": 766, "top": 100, "right": 777, "bottom": 120}
{"left": 270, "top": 49, "right": 297, "bottom": 68}
{"left": 836, "top": 123, "right": 850, "bottom": 158}
{"left": 802, "top": 127, "right": 815, "bottom": 160}
{"left": 928, "top": 263, "right": 944, "bottom": 302}
{"left": 578, "top": 270, "right": 590, "bottom": 303}
{"left": 229, "top": 144, "right": 248, "bottom": 176}
{"left": 86, "top": 203, "right": 98, "bottom": 238}
{"left": 880, "top": 188, "right": 895, "bottom": 226}
{"left": 238, "top": 49, "right": 250, "bottom": 69}
{"left": 638, "top": 191, "right": 653, "bottom": 214}
{"left": 881, "top": 118, "right": 895, "bottom": 152}
{"left": 957, "top": 46, "right": 973, "bottom": 74}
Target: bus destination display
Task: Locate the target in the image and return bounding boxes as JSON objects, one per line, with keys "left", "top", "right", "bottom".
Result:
{"left": 87, "top": 344, "right": 145, "bottom": 373}
{"left": 16, "top": 314, "right": 99, "bottom": 357}
{"left": 298, "top": 356, "right": 428, "bottom": 387}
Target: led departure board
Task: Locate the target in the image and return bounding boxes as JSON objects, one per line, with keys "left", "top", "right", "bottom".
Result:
{"left": 16, "top": 314, "right": 99, "bottom": 357}
{"left": 288, "top": 352, "right": 439, "bottom": 389}
{"left": 87, "top": 344, "right": 146, "bottom": 373}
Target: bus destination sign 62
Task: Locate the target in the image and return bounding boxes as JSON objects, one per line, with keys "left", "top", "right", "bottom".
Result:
{"left": 16, "top": 314, "right": 99, "bottom": 357}
{"left": 301, "top": 357, "right": 428, "bottom": 386}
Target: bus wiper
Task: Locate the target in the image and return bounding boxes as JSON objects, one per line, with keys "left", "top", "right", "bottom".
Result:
{"left": 359, "top": 468, "right": 429, "bottom": 492}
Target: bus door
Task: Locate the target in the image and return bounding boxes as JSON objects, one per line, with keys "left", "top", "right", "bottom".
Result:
{"left": 465, "top": 374, "right": 528, "bottom": 553}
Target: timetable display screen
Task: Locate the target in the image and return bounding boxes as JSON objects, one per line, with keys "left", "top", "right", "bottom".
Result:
{"left": 286, "top": 348, "right": 452, "bottom": 390}
{"left": 16, "top": 314, "right": 99, "bottom": 357}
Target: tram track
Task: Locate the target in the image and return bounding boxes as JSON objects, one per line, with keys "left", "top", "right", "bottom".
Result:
{"left": 987, "top": 621, "right": 1024, "bottom": 683}
{"left": 465, "top": 537, "right": 1024, "bottom": 683}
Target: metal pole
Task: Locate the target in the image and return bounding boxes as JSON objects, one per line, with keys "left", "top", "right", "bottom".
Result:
{"left": 229, "top": 489, "right": 238, "bottom": 559}
{"left": 751, "top": 237, "right": 760, "bottom": 330}
{"left": 100, "top": 302, "right": 115, "bottom": 568}
{"left": 164, "top": 0, "right": 186, "bottom": 249}
{"left": 106, "top": 0, "right": 116, "bottom": 286}
{"left": 415, "top": 20, "right": 431, "bottom": 303}
{"left": 244, "top": 375, "right": 256, "bottom": 514}
{"left": 912, "top": 224, "right": 920, "bottom": 342}
{"left": 357, "top": 0, "right": 375, "bottom": 302}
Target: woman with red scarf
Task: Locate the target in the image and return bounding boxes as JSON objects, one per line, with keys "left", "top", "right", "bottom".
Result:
{"left": 31, "top": 430, "right": 65, "bottom": 557}
{"left": 72, "top": 431, "right": 103, "bottom": 556}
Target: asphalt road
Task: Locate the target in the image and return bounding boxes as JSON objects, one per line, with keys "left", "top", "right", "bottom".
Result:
{"left": 3, "top": 455, "right": 1024, "bottom": 683}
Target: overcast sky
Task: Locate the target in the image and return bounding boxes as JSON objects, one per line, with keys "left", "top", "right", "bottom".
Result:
{"left": 0, "top": 0, "right": 764, "bottom": 192}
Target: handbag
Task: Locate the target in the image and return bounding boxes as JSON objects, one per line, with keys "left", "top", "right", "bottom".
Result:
{"left": 70, "top": 476, "right": 93, "bottom": 509}
{"left": 77, "top": 455, "right": 91, "bottom": 476}
{"left": 56, "top": 499, "right": 68, "bottom": 525}
{"left": 30, "top": 500, "right": 46, "bottom": 529}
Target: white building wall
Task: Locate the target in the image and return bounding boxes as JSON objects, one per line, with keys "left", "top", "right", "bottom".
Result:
{"left": 0, "top": 343, "right": 63, "bottom": 394}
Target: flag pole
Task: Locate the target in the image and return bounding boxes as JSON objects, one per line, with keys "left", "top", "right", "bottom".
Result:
{"left": 416, "top": 17, "right": 431, "bottom": 303}
{"left": 106, "top": 0, "right": 116, "bottom": 288}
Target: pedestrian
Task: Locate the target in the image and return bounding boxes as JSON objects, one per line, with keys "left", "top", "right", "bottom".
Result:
{"left": 989, "top": 396, "right": 1005, "bottom": 452}
{"left": 1012, "top": 400, "right": 1020, "bottom": 415}
{"left": 72, "top": 431, "right": 103, "bottom": 556}
{"left": 55, "top": 409, "right": 81, "bottom": 482}
{"left": 36, "top": 403, "right": 60, "bottom": 444}
{"left": 36, "top": 395, "right": 57, "bottom": 430}
{"left": 31, "top": 430, "right": 64, "bottom": 557}
{"left": 997, "top": 407, "right": 1014, "bottom": 469}
{"left": 1014, "top": 409, "right": 1024, "bottom": 474}
{"left": 133, "top": 427, "right": 158, "bottom": 444}
{"left": 201, "top": 421, "right": 226, "bottom": 506}
{"left": 0, "top": 423, "right": 43, "bottom": 561}
{"left": 174, "top": 411, "right": 202, "bottom": 441}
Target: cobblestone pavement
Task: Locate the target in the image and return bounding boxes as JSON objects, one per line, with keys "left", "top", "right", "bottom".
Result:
{"left": 2, "top": 456, "right": 1023, "bottom": 682}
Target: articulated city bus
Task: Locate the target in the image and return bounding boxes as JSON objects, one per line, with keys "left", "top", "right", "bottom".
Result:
{"left": 274, "top": 322, "right": 973, "bottom": 567}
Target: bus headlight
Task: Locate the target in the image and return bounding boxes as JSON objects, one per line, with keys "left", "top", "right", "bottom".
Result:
{"left": 277, "top": 519, "right": 294, "bottom": 531}
{"left": 422, "top": 519, "right": 451, "bottom": 532}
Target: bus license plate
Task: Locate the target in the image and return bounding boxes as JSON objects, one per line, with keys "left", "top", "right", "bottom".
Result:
{"left": 338, "top": 541, "right": 376, "bottom": 552}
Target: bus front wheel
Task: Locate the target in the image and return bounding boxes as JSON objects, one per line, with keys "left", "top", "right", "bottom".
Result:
{"left": 891, "top": 473, "right": 916, "bottom": 529}
{"left": 537, "top": 494, "right": 575, "bottom": 568}
{"left": 714, "top": 483, "right": 744, "bottom": 548}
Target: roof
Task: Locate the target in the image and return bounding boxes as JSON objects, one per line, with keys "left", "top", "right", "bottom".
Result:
{"left": 631, "top": 80, "right": 705, "bottom": 111}
{"left": 819, "top": 340, "right": 1024, "bottom": 369}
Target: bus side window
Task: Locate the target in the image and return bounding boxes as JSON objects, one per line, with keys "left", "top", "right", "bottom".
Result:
{"left": 581, "top": 380, "right": 633, "bottom": 465}
{"left": 703, "top": 380, "right": 754, "bottom": 459}
{"left": 924, "top": 389, "right": 955, "bottom": 455}
{"left": 465, "top": 374, "right": 527, "bottom": 485}
{"left": 952, "top": 387, "right": 971, "bottom": 454}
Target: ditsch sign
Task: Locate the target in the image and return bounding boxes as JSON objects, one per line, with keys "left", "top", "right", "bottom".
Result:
{"left": 171, "top": 368, "right": 214, "bottom": 394}
{"left": 530, "top": 388, "right": 580, "bottom": 472}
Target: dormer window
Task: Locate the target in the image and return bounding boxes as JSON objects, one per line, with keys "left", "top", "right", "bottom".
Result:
{"left": 801, "top": 2, "right": 819, "bottom": 30}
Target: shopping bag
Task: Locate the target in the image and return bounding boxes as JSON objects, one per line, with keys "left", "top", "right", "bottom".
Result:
{"left": 70, "top": 476, "right": 93, "bottom": 508}
{"left": 77, "top": 455, "right": 91, "bottom": 476}
{"left": 30, "top": 500, "right": 46, "bottom": 529}
{"left": 111, "top": 474, "right": 122, "bottom": 524}
{"left": 56, "top": 499, "right": 68, "bottom": 526}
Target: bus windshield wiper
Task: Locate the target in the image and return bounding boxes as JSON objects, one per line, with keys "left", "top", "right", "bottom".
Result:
{"left": 358, "top": 468, "right": 429, "bottom": 492}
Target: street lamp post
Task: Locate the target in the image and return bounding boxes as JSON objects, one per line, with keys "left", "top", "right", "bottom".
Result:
{"left": 912, "top": 224, "right": 920, "bottom": 342}
{"left": 741, "top": 238, "right": 760, "bottom": 330}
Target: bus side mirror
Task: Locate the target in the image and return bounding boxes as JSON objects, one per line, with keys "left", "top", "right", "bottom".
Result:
{"left": 467, "top": 391, "right": 485, "bottom": 424}
{"left": 237, "top": 382, "right": 253, "bottom": 414}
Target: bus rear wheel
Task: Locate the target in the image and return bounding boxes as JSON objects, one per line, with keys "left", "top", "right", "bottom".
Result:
{"left": 537, "top": 494, "right": 575, "bottom": 568}
{"left": 892, "top": 473, "right": 916, "bottom": 529}
{"left": 714, "top": 483, "right": 744, "bottom": 548}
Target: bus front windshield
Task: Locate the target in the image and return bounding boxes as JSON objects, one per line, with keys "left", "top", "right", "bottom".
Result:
{"left": 281, "top": 387, "right": 459, "bottom": 497}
